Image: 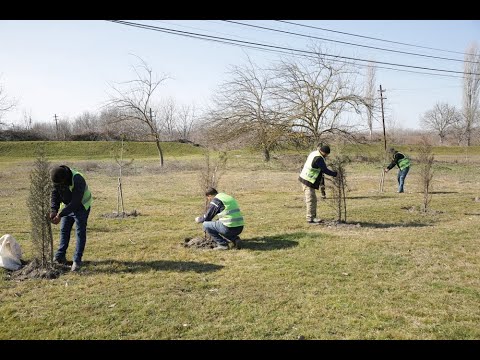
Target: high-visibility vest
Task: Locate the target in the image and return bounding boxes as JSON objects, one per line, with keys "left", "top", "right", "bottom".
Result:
{"left": 60, "top": 169, "right": 93, "bottom": 211}
{"left": 215, "top": 193, "right": 244, "bottom": 228}
{"left": 299, "top": 150, "right": 324, "bottom": 184}
{"left": 395, "top": 152, "right": 411, "bottom": 170}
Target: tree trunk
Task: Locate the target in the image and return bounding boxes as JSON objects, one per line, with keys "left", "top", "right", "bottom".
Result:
{"left": 263, "top": 147, "right": 270, "bottom": 162}
{"left": 154, "top": 137, "right": 164, "bottom": 167}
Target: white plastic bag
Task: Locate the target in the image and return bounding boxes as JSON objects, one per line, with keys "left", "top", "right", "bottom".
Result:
{"left": 0, "top": 234, "right": 23, "bottom": 271}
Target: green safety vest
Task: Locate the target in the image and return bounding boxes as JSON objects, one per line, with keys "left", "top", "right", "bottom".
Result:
{"left": 60, "top": 169, "right": 93, "bottom": 211}
{"left": 395, "top": 152, "right": 411, "bottom": 170}
{"left": 299, "top": 150, "right": 324, "bottom": 184}
{"left": 215, "top": 193, "right": 244, "bottom": 228}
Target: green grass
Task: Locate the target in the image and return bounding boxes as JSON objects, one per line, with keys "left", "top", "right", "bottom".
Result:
{"left": 1, "top": 142, "right": 479, "bottom": 339}
{"left": 0, "top": 140, "right": 205, "bottom": 160}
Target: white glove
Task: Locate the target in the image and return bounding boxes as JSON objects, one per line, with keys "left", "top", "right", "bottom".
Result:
{"left": 195, "top": 216, "right": 201, "bottom": 223}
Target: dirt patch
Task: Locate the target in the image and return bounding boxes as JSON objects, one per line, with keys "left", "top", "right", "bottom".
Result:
{"left": 183, "top": 236, "right": 216, "bottom": 249}
{"left": 401, "top": 206, "right": 445, "bottom": 215}
{"left": 6, "top": 258, "right": 69, "bottom": 281}
{"left": 100, "top": 210, "right": 140, "bottom": 219}
{"left": 321, "top": 220, "right": 362, "bottom": 228}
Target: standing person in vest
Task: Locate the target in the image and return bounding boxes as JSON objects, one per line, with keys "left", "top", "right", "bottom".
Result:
{"left": 50, "top": 165, "right": 93, "bottom": 271}
{"left": 384, "top": 148, "right": 411, "bottom": 193}
{"left": 195, "top": 187, "right": 244, "bottom": 250}
{"left": 299, "top": 144, "right": 338, "bottom": 224}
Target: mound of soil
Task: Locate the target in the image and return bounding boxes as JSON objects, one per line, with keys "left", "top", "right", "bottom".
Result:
{"left": 183, "top": 236, "right": 216, "bottom": 249}
{"left": 7, "top": 258, "right": 69, "bottom": 281}
{"left": 322, "top": 220, "right": 362, "bottom": 228}
{"left": 101, "top": 210, "right": 140, "bottom": 219}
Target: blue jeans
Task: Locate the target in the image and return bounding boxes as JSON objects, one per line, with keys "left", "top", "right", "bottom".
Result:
{"left": 202, "top": 221, "right": 243, "bottom": 246}
{"left": 55, "top": 207, "right": 90, "bottom": 264}
{"left": 397, "top": 167, "right": 410, "bottom": 193}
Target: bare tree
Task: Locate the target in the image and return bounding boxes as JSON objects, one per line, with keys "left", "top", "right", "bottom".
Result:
{"left": 72, "top": 111, "right": 99, "bottom": 135}
{"left": 22, "top": 109, "right": 33, "bottom": 130}
{"left": 106, "top": 56, "right": 170, "bottom": 167}
{"left": 420, "top": 102, "right": 460, "bottom": 144}
{"left": 27, "top": 144, "right": 54, "bottom": 267}
{"left": 198, "top": 149, "right": 228, "bottom": 193}
{"left": 197, "top": 149, "right": 228, "bottom": 240}
{"left": 327, "top": 155, "right": 350, "bottom": 223}
{"left": 0, "top": 79, "right": 16, "bottom": 127}
{"left": 99, "top": 107, "right": 148, "bottom": 141}
{"left": 158, "top": 97, "right": 177, "bottom": 140}
{"left": 417, "top": 137, "right": 434, "bottom": 213}
{"left": 364, "top": 62, "right": 377, "bottom": 140}
{"left": 450, "top": 115, "right": 468, "bottom": 145}
{"left": 208, "top": 56, "right": 290, "bottom": 162}
{"left": 112, "top": 136, "right": 134, "bottom": 217}
{"left": 56, "top": 118, "right": 72, "bottom": 141}
{"left": 273, "top": 44, "right": 371, "bottom": 147}
{"left": 463, "top": 42, "right": 480, "bottom": 146}
{"left": 177, "top": 103, "right": 197, "bottom": 142}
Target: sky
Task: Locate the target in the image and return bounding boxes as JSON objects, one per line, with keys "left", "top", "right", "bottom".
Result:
{"left": 1, "top": 20, "right": 479, "bottom": 131}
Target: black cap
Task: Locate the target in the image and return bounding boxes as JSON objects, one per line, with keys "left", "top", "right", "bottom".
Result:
{"left": 320, "top": 145, "right": 331, "bottom": 154}
{"left": 50, "top": 166, "right": 68, "bottom": 184}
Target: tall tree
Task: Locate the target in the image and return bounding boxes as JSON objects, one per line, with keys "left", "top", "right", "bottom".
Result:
{"left": 462, "top": 42, "right": 480, "bottom": 146}
{"left": 273, "top": 44, "right": 370, "bottom": 146}
{"left": 420, "top": 102, "right": 460, "bottom": 144}
{"left": 208, "top": 56, "right": 290, "bottom": 162}
{"left": 364, "top": 62, "right": 377, "bottom": 140}
{"left": 106, "top": 56, "right": 170, "bottom": 167}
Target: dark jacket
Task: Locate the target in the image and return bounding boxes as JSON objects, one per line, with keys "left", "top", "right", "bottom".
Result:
{"left": 299, "top": 155, "right": 337, "bottom": 190}
{"left": 387, "top": 152, "right": 408, "bottom": 170}
{"left": 198, "top": 197, "right": 223, "bottom": 223}
{"left": 50, "top": 166, "right": 87, "bottom": 217}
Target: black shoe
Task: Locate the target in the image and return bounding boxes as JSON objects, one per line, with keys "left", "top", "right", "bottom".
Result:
{"left": 54, "top": 257, "right": 67, "bottom": 265}
{"left": 230, "top": 237, "right": 242, "bottom": 250}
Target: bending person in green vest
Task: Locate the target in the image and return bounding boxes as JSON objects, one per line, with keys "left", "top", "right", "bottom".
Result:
{"left": 195, "top": 187, "right": 244, "bottom": 250}
{"left": 50, "top": 165, "right": 93, "bottom": 271}
{"left": 384, "top": 147, "right": 411, "bottom": 193}
{"left": 299, "top": 144, "right": 338, "bottom": 224}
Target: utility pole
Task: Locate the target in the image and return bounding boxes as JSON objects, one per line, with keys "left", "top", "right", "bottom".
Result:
{"left": 54, "top": 114, "right": 59, "bottom": 140}
{"left": 379, "top": 85, "right": 387, "bottom": 152}
{"left": 379, "top": 85, "right": 387, "bottom": 193}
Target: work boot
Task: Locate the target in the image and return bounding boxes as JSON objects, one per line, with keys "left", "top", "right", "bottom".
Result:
{"left": 230, "top": 236, "right": 242, "bottom": 250}
{"left": 54, "top": 256, "right": 67, "bottom": 265}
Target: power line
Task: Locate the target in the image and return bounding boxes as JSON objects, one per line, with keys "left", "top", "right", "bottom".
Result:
{"left": 276, "top": 20, "right": 475, "bottom": 57}
{"left": 149, "top": 21, "right": 468, "bottom": 80}
{"left": 107, "top": 20, "right": 480, "bottom": 77}
{"left": 224, "top": 20, "right": 471, "bottom": 64}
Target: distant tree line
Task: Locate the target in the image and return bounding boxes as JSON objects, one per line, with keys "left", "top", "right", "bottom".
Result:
{"left": 1, "top": 42, "right": 479, "bottom": 154}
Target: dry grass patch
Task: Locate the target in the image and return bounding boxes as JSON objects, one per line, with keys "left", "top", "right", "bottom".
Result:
{"left": 1, "top": 150, "right": 479, "bottom": 339}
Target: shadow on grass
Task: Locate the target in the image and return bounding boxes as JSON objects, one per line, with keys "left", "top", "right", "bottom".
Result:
{"left": 355, "top": 221, "right": 432, "bottom": 228}
{"left": 240, "top": 233, "right": 299, "bottom": 251}
{"left": 429, "top": 191, "right": 459, "bottom": 194}
{"left": 83, "top": 259, "right": 223, "bottom": 274}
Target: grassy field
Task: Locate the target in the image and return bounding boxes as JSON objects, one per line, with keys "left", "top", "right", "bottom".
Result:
{"left": 0, "top": 141, "right": 479, "bottom": 339}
